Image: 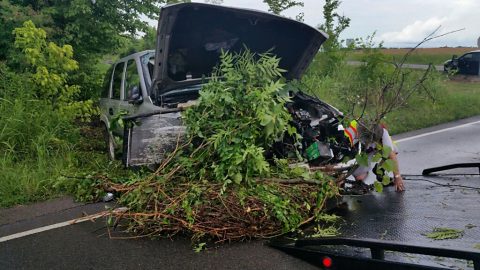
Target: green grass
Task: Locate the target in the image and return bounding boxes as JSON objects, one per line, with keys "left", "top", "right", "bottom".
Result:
{"left": 0, "top": 132, "right": 130, "bottom": 208}
{"left": 347, "top": 47, "right": 474, "bottom": 65}
{"left": 387, "top": 80, "right": 480, "bottom": 134}
{"left": 0, "top": 62, "right": 129, "bottom": 208}
{"left": 0, "top": 155, "right": 74, "bottom": 207}
{"left": 301, "top": 58, "right": 480, "bottom": 136}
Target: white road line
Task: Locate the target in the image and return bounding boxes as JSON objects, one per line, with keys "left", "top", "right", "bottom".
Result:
{"left": 396, "top": 120, "right": 480, "bottom": 143}
{"left": 0, "top": 208, "right": 127, "bottom": 243}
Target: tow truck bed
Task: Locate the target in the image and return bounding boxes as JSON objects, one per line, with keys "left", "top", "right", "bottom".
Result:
{"left": 271, "top": 172, "right": 480, "bottom": 269}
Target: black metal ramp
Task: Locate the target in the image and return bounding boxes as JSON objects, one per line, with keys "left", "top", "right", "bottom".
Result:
{"left": 271, "top": 174, "right": 480, "bottom": 270}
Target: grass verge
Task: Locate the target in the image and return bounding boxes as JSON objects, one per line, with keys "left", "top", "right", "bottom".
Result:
{"left": 347, "top": 47, "right": 474, "bottom": 65}
{"left": 386, "top": 80, "right": 480, "bottom": 134}
{"left": 0, "top": 124, "right": 128, "bottom": 208}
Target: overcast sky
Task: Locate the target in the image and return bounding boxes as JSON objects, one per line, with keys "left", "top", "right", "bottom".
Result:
{"left": 196, "top": 0, "right": 480, "bottom": 48}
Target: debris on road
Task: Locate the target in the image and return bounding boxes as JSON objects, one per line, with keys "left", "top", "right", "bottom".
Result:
{"left": 424, "top": 227, "right": 464, "bottom": 240}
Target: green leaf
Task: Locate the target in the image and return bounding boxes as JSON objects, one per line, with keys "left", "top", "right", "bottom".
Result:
{"left": 355, "top": 153, "right": 369, "bottom": 167}
{"left": 424, "top": 227, "right": 464, "bottom": 240}
{"left": 194, "top": 242, "right": 207, "bottom": 253}
{"left": 265, "top": 121, "right": 275, "bottom": 137}
{"left": 382, "top": 175, "right": 391, "bottom": 185}
{"left": 301, "top": 171, "right": 311, "bottom": 180}
{"left": 107, "top": 216, "right": 113, "bottom": 226}
{"left": 372, "top": 153, "right": 382, "bottom": 163}
{"left": 382, "top": 146, "right": 392, "bottom": 159}
{"left": 260, "top": 113, "right": 273, "bottom": 126}
{"left": 232, "top": 172, "right": 243, "bottom": 184}
{"left": 374, "top": 181, "right": 383, "bottom": 193}
{"left": 382, "top": 159, "right": 395, "bottom": 172}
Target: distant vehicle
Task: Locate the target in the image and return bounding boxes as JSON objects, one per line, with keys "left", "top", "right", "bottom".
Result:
{"left": 443, "top": 50, "right": 480, "bottom": 75}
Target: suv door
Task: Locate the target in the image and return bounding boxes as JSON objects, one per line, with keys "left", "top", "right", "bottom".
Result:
{"left": 100, "top": 61, "right": 125, "bottom": 136}
{"left": 472, "top": 53, "right": 480, "bottom": 75}
{"left": 458, "top": 53, "right": 477, "bottom": 75}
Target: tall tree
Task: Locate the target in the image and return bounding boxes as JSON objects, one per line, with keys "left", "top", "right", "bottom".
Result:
{"left": 317, "top": 0, "right": 351, "bottom": 73}
{"left": 1, "top": 0, "right": 170, "bottom": 99}
{"left": 1, "top": 0, "right": 166, "bottom": 62}
{"left": 318, "top": 0, "right": 350, "bottom": 50}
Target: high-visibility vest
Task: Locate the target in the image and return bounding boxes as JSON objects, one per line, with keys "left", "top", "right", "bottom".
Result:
{"left": 344, "top": 120, "right": 358, "bottom": 146}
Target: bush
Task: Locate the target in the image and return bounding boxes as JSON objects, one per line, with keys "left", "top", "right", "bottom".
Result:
{"left": 0, "top": 62, "right": 81, "bottom": 207}
{"left": 182, "top": 50, "right": 294, "bottom": 187}
{"left": 13, "top": 20, "right": 98, "bottom": 121}
{"left": 0, "top": 63, "right": 78, "bottom": 160}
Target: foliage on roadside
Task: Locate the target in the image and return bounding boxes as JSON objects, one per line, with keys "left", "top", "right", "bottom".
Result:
{"left": 346, "top": 47, "right": 473, "bottom": 66}
{"left": 182, "top": 51, "right": 294, "bottom": 188}
{"left": 13, "top": 20, "right": 98, "bottom": 121}
{"left": 103, "top": 51, "right": 338, "bottom": 242}
{"left": 301, "top": 30, "right": 441, "bottom": 188}
{"left": 0, "top": 0, "right": 171, "bottom": 109}
{"left": 0, "top": 62, "right": 76, "bottom": 207}
{"left": 264, "top": 0, "right": 304, "bottom": 15}
{"left": 0, "top": 21, "right": 109, "bottom": 207}
{"left": 317, "top": 0, "right": 351, "bottom": 75}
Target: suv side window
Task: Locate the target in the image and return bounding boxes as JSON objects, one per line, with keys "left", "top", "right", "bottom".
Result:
{"left": 125, "top": 59, "right": 141, "bottom": 100}
{"left": 112, "top": 62, "right": 125, "bottom": 100}
{"left": 473, "top": 53, "right": 480, "bottom": 61}
{"left": 462, "top": 53, "right": 473, "bottom": 60}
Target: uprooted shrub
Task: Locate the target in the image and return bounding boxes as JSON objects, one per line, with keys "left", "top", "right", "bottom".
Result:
{"left": 106, "top": 50, "right": 338, "bottom": 243}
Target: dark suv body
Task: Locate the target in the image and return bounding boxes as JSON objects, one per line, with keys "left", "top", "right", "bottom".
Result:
{"left": 444, "top": 50, "right": 480, "bottom": 75}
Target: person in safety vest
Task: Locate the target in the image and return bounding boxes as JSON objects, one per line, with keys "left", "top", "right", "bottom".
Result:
{"left": 344, "top": 120, "right": 405, "bottom": 192}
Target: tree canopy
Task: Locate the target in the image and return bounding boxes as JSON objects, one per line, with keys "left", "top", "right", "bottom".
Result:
{"left": 1, "top": 0, "right": 165, "bottom": 62}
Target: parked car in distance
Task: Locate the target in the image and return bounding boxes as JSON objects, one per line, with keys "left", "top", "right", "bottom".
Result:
{"left": 443, "top": 50, "right": 480, "bottom": 75}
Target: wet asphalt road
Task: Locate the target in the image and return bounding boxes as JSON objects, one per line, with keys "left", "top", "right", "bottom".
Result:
{"left": 1, "top": 116, "right": 480, "bottom": 270}
{"left": 395, "top": 115, "right": 480, "bottom": 173}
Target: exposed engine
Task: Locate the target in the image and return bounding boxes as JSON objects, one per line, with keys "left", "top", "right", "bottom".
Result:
{"left": 273, "top": 92, "right": 356, "bottom": 165}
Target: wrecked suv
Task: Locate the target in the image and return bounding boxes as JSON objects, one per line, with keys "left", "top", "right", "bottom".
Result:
{"left": 99, "top": 3, "right": 354, "bottom": 167}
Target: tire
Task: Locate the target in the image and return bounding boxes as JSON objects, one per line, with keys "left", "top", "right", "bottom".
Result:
{"left": 103, "top": 123, "right": 116, "bottom": 160}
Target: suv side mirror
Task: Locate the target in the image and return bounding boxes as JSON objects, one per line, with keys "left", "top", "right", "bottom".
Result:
{"left": 128, "top": 86, "right": 143, "bottom": 105}
{"left": 452, "top": 55, "right": 457, "bottom": 60}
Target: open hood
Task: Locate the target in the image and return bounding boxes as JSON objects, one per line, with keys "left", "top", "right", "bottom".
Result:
{"left": 153, "top": 3, "right": 328, "bottom": 94}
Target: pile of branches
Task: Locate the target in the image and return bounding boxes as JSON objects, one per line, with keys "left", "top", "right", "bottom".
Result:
{"left": 102, "top": 50, "right": 338, "bottom": 243}
{"left": 107, "top": 179, "right": 334, "bottom": 242}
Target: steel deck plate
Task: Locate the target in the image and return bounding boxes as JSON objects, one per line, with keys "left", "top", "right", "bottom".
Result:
{"left": 310, "top": 175, "right": 480, "bottom": 269}
{"left": 334, "top": 175, "right": 480, "bottom": 250}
